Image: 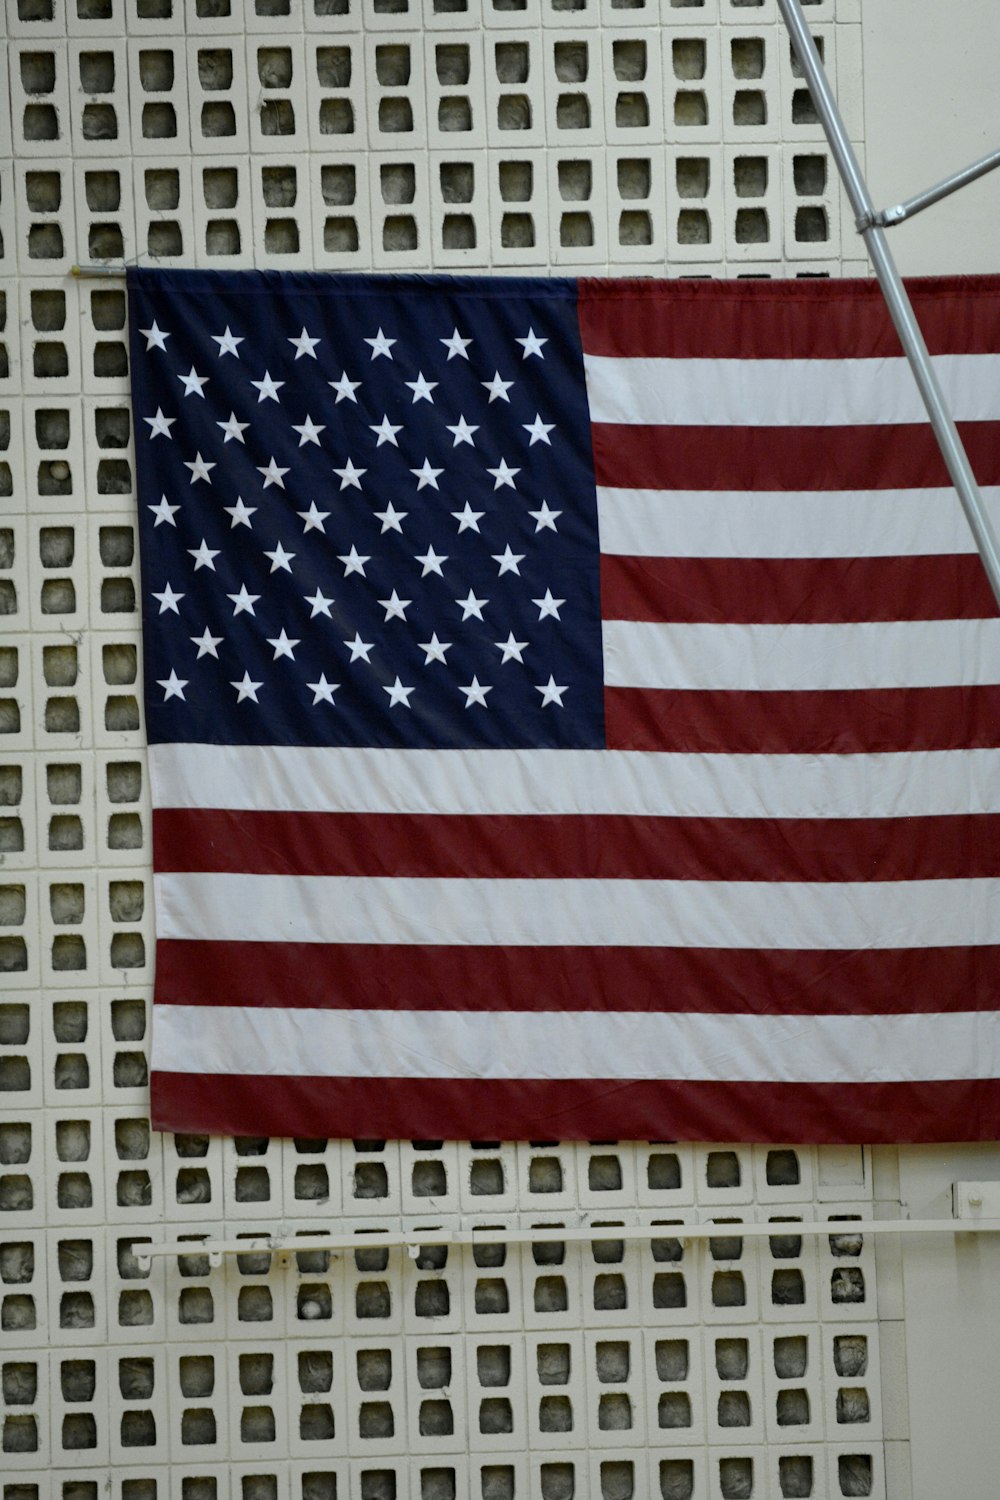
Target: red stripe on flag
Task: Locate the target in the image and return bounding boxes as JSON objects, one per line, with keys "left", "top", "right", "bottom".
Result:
{"left": 154, "top": 807, "right": 1000, "bottom": 882}
{"left": 154, "top": 940, "right": 1000, "bottom": 1016}
{"left": 151, "top": 1069, "right": 1000, "bottom": 1143}
{"left": 578, "top": 274, "right": 1000, "bottom": 359}
{"left": 591, "top": 421, "right": 1000, "bottom": 493}
{"left": 600, "top": 553, "right": 999, "bottom": 624}
{"left": 605, "top": 684, "right": 1000, "bottom": 754}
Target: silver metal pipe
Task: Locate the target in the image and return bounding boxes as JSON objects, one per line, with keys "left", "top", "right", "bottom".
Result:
{"left": 875, "top": 146, "right": 1000, "bottom": 228}
{"left": 132, "top": 1215, "right": 1000, "bottom": 1266}
{"left": 776, "top": 0, "right": 1000, "bottom": 611}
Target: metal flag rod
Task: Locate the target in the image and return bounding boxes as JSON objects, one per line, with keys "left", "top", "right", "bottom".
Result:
{"left": 775, "top": 0, "right": 1000, "bottom": 612}
{"left": 869, "top": 145, "right": 1000, "bottom": 229}
{"left": 71, "top": 263, "right": 128, "bottom": 278}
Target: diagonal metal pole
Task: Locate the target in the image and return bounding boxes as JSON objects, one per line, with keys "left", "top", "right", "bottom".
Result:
{"left": 775, "top": 0, "right": 1000, "bottom": 611}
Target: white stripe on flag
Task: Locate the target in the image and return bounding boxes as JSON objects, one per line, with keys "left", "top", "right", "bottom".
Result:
{"left": 584, "top": 352, "right": 1000, "bottom": 427}
{"left": 152, "top": 1005, "right": 1000, "bottom": 1084}
{"left": 596, "top": 486, "right": 1000, "bottom": 559}
{"left": 603, "top": 618, "right": 1000, "bottom": 692}
{"left": 155, "top": 872, "right": 1000, "bottom": 950}
{"left": 148, "top": 744, "right": 1000, "bottom": 820}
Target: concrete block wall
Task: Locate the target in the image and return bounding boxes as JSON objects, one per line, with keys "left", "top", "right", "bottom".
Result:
{"left": 2, "top": 0, "right": 998, "bottom": 1496}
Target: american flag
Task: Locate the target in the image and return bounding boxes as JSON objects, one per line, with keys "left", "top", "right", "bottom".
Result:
{"left": 129, "top": 269, "right": 1000, "bottom": 1143}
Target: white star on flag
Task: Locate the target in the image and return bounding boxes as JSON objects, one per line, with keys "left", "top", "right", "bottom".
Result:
{"left": 373, "top": 502, "right": 407, "bottom": 534}
{"left": 251, "top": 371, "right": 284, "bottom": 402}
{"left": 533, "top": 589, "right": 565, "bottom": 620}
{"left": 153, "top": 583, "right": 183, "bottom": 614}
{"left": 452, "top": 503, "right": 484, "bottom": 533}
{"left": 329, "top": 372, "right": 361, "bottom": 402}
{"left": 536, "top": 675, "right": 568, "bottom": 706}
{"left": 191, "top": 628, "right": 222, "bottom": 659}
{"left": 529, "top": 500, "right": 561, "bottom": 532}
{"left": 370, "top": 416, "right": 402, "bottom": 447}
{"left": 482, "top": 371, "right": 514, "bottom": 403}
{"left": 334, "top": 458, "right": 366, "bottom": 490}
{"left": 379, "top": 589, "right": 411, "bottom": 621}
{"left": 405, "top": 372, "right": 438, "bottom": 403}
{"left": 456, "top": 589, "right": 488, "bottom": 621}
{"left": 217, "top": 412, "right": 249, "bottom": 444}
{"left": 305, "top": 589, "right": 334, "bottom": 618}
{"left": 496, "top": 633, "right": 528, "bottom": 664}
{"left": 410, "top": 459, "right": 443, "bottom": 491}
{"left": 307, "top": 674, "right": 339, "bottom": 705}
{"left": 487, "top": 458, "right": 520, "bottom": 490}
{"left": 157, "top": 669, "right": 187, "bottom": 700}
{"left": 231, "top": 672, "right": 262, "bottom": 703}
{"left": 227, "top": 584, "right": 260, "bottom": 616}
{"left": 264, "top": 541, "right": 296, "bottom": 573}
{"left": 384, "top": 676, "right": 414, "bottom": 707}
{"left": 493, "top": 544, "right": 524, "bottom": 576}
{"left": 177, "top": 366, "right": 209, "bottom": 398}
{"left": 148, "top": 496, "right": 178, "bottom": 527}
{"left": 297, "top": 502, "right": 329, "bottom": 533}
{"left": 445, "top": 416, "right": 478, "bottom": 447}
{"left": 516, "top": 328, "right": 548, "bottom": 358}
{"left": 185, "top": 453, "right": 216, "bottom": 485}
{"left": 140, "top": 321, "right": 170, "bottom": 351}
{"left": 292, "top": 416, "right": 325, "bottom": 446}
{"left": 188, "top": 540, "right": 220, "bottom": 571}
{"left": 257, "top": 457, "right": 290, "bottom": 489}
{"left": 345, "top": 633, "right": 374, "bottom": 663}
{"left": 339, "top": 546, "right": 369, "bottom": 577}
{"left": 144, "top": 408, "right": 175, "bottom": 439}
{"left": 365, "top": 328, "right": 396, "bottom": 360}
{"left": 523, "top": 414, "right": 555, "bottom": 445}
{"left": 267, "top": 630, "right": 299, "bottom": 660}
{"left": 288, "top": 327, "right": 321, "bottom": 359}
{"left": 224, "top": 498, "right": 256, "bottom": 528}
{"left": 211, "top": 327, "right": 244, "bottom": 357}
{"left": 459, "top": 676, "right": 492, "bottom": 707}
{"left": 415, "top": 545, "right": 448, "bottom": 577}
{"left": 440, "top": 328, "right": 472, "bottom": 360}
{"left": 419, "top": 633, "right": 452, "bottom": 664}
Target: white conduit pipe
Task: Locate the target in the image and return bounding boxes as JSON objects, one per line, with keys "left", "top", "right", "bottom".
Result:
{"left": 133, "top": 1212, "right": 1000, "bottom": 1269}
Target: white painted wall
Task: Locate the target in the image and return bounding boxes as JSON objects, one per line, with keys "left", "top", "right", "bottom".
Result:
{"left": 892, "top": 1148, "right": 1000, "bottom": 1497}
{"left": 861, "top": 7, "right": 1000, "bottom": 1491}
{"left": 862, "top": 0, "right": 1000, "bottom": 274}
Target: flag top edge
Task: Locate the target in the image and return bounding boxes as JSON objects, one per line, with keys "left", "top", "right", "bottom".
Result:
{"left": 126, "top": 267, "right": 580, "bottom": 301}
{"left": 578, "top": 271, "right": 1000, "bottom": 303}
{"left": 127, "top": 266, "right": 1000, "bottom": 300}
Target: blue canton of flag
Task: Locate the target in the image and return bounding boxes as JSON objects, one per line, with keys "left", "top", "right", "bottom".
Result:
{"left": 129, "top": 270, "right": 605, "bottom": 751}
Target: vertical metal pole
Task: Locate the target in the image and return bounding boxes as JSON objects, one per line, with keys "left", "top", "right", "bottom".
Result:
{"left": 775, "top": 0, "right": 1000, "bottom": 611}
